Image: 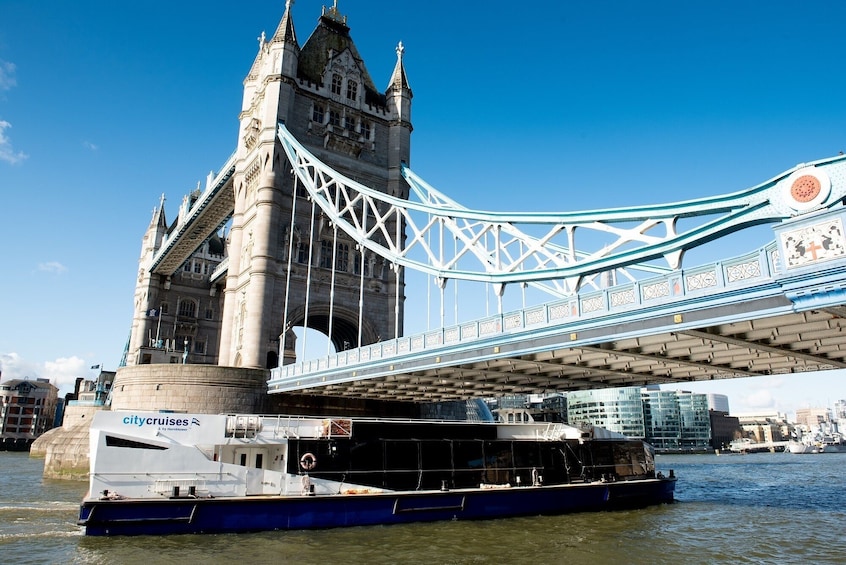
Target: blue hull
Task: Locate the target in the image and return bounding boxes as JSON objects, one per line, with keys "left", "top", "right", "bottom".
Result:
{"left": 79, "top": 478, "right": 675, "bottom": 536}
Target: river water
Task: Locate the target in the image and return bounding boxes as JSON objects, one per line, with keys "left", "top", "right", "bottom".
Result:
{"left": 1, "top": 450, "right": 842, "bottom": 564}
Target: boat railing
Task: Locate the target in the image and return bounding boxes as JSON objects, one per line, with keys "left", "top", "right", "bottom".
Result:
{"left": 536, "top": 423, "right": 571, "bottom": 441}
{"left": 226, "top": 415, "right": 355, "bottom": 439}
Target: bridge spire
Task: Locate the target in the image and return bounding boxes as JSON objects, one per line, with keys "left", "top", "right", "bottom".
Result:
{"left": 388, "top": 41, "right": 411, "bottom": 91}
{"left": 150, "top": 193, "right": 167, "bottom": 229}
{"left": 272, "top": 0, "right": 298, "bottom": 44}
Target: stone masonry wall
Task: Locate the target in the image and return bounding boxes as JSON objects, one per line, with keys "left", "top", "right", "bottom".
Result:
{"left": 109, "top": 365, "right": 269, "bottom": 413}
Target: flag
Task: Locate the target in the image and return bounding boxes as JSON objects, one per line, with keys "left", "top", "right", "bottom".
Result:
{"left": 146, "top": 308, "right": 160, "bottom": 317}
{"left": 90, "top": 364, "right": 101, "bottom": 370}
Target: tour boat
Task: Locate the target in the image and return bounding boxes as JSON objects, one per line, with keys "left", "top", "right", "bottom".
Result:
{"left": 78, "top": 411, "right": 676, "bottom": 536}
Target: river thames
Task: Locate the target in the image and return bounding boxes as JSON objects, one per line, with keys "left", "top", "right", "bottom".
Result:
{"left": 1, "top": 450, "right": 842, "bottom": 564}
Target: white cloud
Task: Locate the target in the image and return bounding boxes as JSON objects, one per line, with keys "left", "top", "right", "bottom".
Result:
{"left": 0, "top": 120, "right": 27, "bottom": 164}
{"left": 0, "top": 352, "right": 40, "bottom": 381}
{"left": 44, "top": 356, "right": 89, "bottom": 390}
{"left": 0, "top": 352, "right": 89, "bottom": 395}
{"left": 0, "top": 59, "right": 16, "bottom": 91}
{"left": 83, "top": 140, "right": 99, "bottom": 152}
{"left": 744, "top": 388, "right": 775, "bottom": 409}
{"left": 38, "top": 261, "right": 68, "bottom": 274}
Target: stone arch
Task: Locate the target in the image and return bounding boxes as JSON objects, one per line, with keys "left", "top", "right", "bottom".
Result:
{"left": 266, "top": 350, "right": 278, "bottom": 369}
{"left": 286, "top": 302, "right": 379, "bottom": 353}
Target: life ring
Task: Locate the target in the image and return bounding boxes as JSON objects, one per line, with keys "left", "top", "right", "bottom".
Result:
{"left": 300, "top": 452, "right": 317, "bottom": 471}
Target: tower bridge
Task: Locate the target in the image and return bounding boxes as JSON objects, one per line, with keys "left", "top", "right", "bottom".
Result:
{"left": 126, "top": 2, "right": 846, "bottom": 405}
{"left": 266, "top": 125, "right": 846, "bottom": 400}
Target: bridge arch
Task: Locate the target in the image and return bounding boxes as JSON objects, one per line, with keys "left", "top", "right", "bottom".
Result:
{"left": 284, "top": 303, "right": 379, "bottom": 363}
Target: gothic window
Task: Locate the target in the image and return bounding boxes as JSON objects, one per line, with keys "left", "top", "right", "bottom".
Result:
{"left": 312, "top": 104, "right": 325, "bottom": 124}
{"left": 346, "top": 80, "right": 357, "bottom": 101}
{"left": 193, "top": 261, "right": 202, "bottom": 274}
{"left": 329, "top": 110, "right": 341, "bottom": 127}
{"left": 361, "top": 121, "right": 371, "bottom": 140}
{"left": 336, "top": 243, "right": 349, "bottom": 272}
{"left": 344, "top": 115, "right": 355, "bottom": 131}
{"left": 331, "top": 73, "right": 342, "bottom": 96}
{"left": 205, "top": 308, "right": 214, "bottom": 320}
{"left": 160, "top": 303, "right": 170, "bottom": 314}
{"left": 178, "top": 299, "right": 197, "bottom": 318}
{"left": 183, "top": 262, "right": 191, "bottom": 272}
{"left": 320, "top": 240, "right": 333, "bottom": 269}
{"left": 296, "top": 242, "right": 308, "bottom": 264}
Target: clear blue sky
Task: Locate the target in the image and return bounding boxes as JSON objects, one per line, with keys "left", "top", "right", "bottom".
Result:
{"left": 1, "top": 1, "right": 845, "bottom": 417}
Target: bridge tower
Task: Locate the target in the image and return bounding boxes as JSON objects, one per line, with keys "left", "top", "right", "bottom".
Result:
{"left": 218, "top": 2, "right": 412, "bottom": 368}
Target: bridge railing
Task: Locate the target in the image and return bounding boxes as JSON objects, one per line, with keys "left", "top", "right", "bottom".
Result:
{"left": 271, "top": 242, "right": 781, "bottom": 384}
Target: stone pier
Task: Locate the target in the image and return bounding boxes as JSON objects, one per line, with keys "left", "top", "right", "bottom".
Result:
{"left": 32, "top": 365, "right": 269, "bottom": 479}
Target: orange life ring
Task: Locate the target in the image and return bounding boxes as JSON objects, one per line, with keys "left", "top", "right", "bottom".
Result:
{"left": 300, "top": 452, "right": 317, "bottom": 471}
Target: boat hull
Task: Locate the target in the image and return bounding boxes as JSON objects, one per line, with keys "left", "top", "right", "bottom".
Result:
{"left": 79, "top": 478, "right": 675, "bottom": 536}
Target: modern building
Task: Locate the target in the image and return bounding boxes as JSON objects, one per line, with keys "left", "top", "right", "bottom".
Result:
{"left": 512, "top": 387, "right": 716, "bottom": 451}
{"left": 566, "top": 387, "right": 647, "bottom": 439}
{"left": 0, "top": 378, "right": 59, "bottom": 450}
{"left": 708, "top": 410, "right": 741, "bottom": 450}
{"left": 738, "top": 414, "right": 791, "bottom": 444}
{"left": 794, "top": 407, "right": 832, "bottom": 431}
{"left": 642, "top": 389, "right": 682, "bottom": 450}
{"left": 704, "top": 393, "right": 730, "bottom": 413}
{"left": 676, "top": 392, "right": 712, "bottom": 451}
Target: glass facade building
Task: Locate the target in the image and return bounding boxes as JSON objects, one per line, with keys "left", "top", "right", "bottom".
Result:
{"left": 566, "top": 387, "right": 646, "bottom": 439}
{"left": 642, "top": 390, "right": 682, "bottom": 450}
{"left": 677, "top": 392, "right": 711, "bottom": 450}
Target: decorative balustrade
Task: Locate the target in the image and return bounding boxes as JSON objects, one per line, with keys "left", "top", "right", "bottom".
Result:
{"left": 270, "top": 241, "right": 781, "bottom": 387}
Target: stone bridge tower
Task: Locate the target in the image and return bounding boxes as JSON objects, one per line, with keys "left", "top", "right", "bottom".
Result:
{"left": 218, "top": 2, "right": 412, "bottom": 368}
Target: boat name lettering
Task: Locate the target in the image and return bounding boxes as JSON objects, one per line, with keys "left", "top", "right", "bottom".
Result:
{"left": 122, "top": 415, "right": 200, "bottom": 428}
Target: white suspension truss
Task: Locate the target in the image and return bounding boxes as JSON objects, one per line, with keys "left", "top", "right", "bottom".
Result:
{"left": 277, "top": 123, "right": 846, "bottom": 297}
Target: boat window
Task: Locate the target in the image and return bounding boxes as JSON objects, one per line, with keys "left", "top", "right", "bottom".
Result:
{"left": 240, "top": 453, "right": 247, "bottom": 466}
{"left": 255, "top": 453, "right": 263, "bottom": 469}
{"left": 105, "top": 435, "right": 168, "bottom": 450}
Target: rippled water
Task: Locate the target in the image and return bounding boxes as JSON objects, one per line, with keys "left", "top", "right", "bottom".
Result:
{"left": 1, "top": 451, "right": 843, "bottom": 564}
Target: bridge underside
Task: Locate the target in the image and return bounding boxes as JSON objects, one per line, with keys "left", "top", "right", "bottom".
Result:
{"left": 272, "top": 299, "right": 846, "bottom": 402}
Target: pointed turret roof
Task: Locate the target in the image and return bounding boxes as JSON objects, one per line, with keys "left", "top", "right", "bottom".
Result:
{"left": 387, "top": 41, "right": 411, "bottom": 91}
{"left": 297, "top": 3, "right": 385, "bottom": 107}
{"left": 271, "top": 0, "right": 298, "bottom": 44}
{"left": 150, "top": 193, "right": 167, "bottom": 229}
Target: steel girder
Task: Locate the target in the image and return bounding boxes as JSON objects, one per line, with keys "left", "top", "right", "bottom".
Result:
{"left": 278, "top": 123, "right": 846, "bottom": 295}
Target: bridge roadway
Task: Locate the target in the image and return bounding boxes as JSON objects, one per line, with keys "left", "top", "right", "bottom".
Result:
{"left": 148, "top": 154, "right": 236, "bottom": 276}
{"left": 268, "top": 205, "right": 846, "bottom": 401}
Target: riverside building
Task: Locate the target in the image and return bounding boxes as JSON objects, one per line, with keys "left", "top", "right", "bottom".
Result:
{"left": 0, "top": 378, "right": 59, "bottom": 450}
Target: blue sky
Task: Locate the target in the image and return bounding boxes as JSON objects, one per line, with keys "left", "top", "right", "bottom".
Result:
{"left": 1, "top": 0, "right": 845, "bottom": 417}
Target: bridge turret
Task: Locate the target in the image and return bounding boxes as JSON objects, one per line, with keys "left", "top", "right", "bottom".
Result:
{"left": 386, "top": 41, "right": 412, "bottom": 200}
{"left": 128, "top": 196, "right": 169, "bottom": 366}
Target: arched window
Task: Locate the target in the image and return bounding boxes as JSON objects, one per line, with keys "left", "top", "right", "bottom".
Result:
{"left": 331, "top": 73, "right": 342, "bottom": 95}
{"left": 319, "top": 240, "right": 333, "bottom": 269}
{"left": 336, "top": 243, "right": 349, "bottom": 272}
{"left": 346, "top": 80, "right": 357, "bottom": 101}
{"left": 178, "top": 299, "right": 197, "bottom": 318}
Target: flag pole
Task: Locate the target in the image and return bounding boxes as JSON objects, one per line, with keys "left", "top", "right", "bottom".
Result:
{"left": 155, "top": 304, "right": 163, "bottom": 347}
